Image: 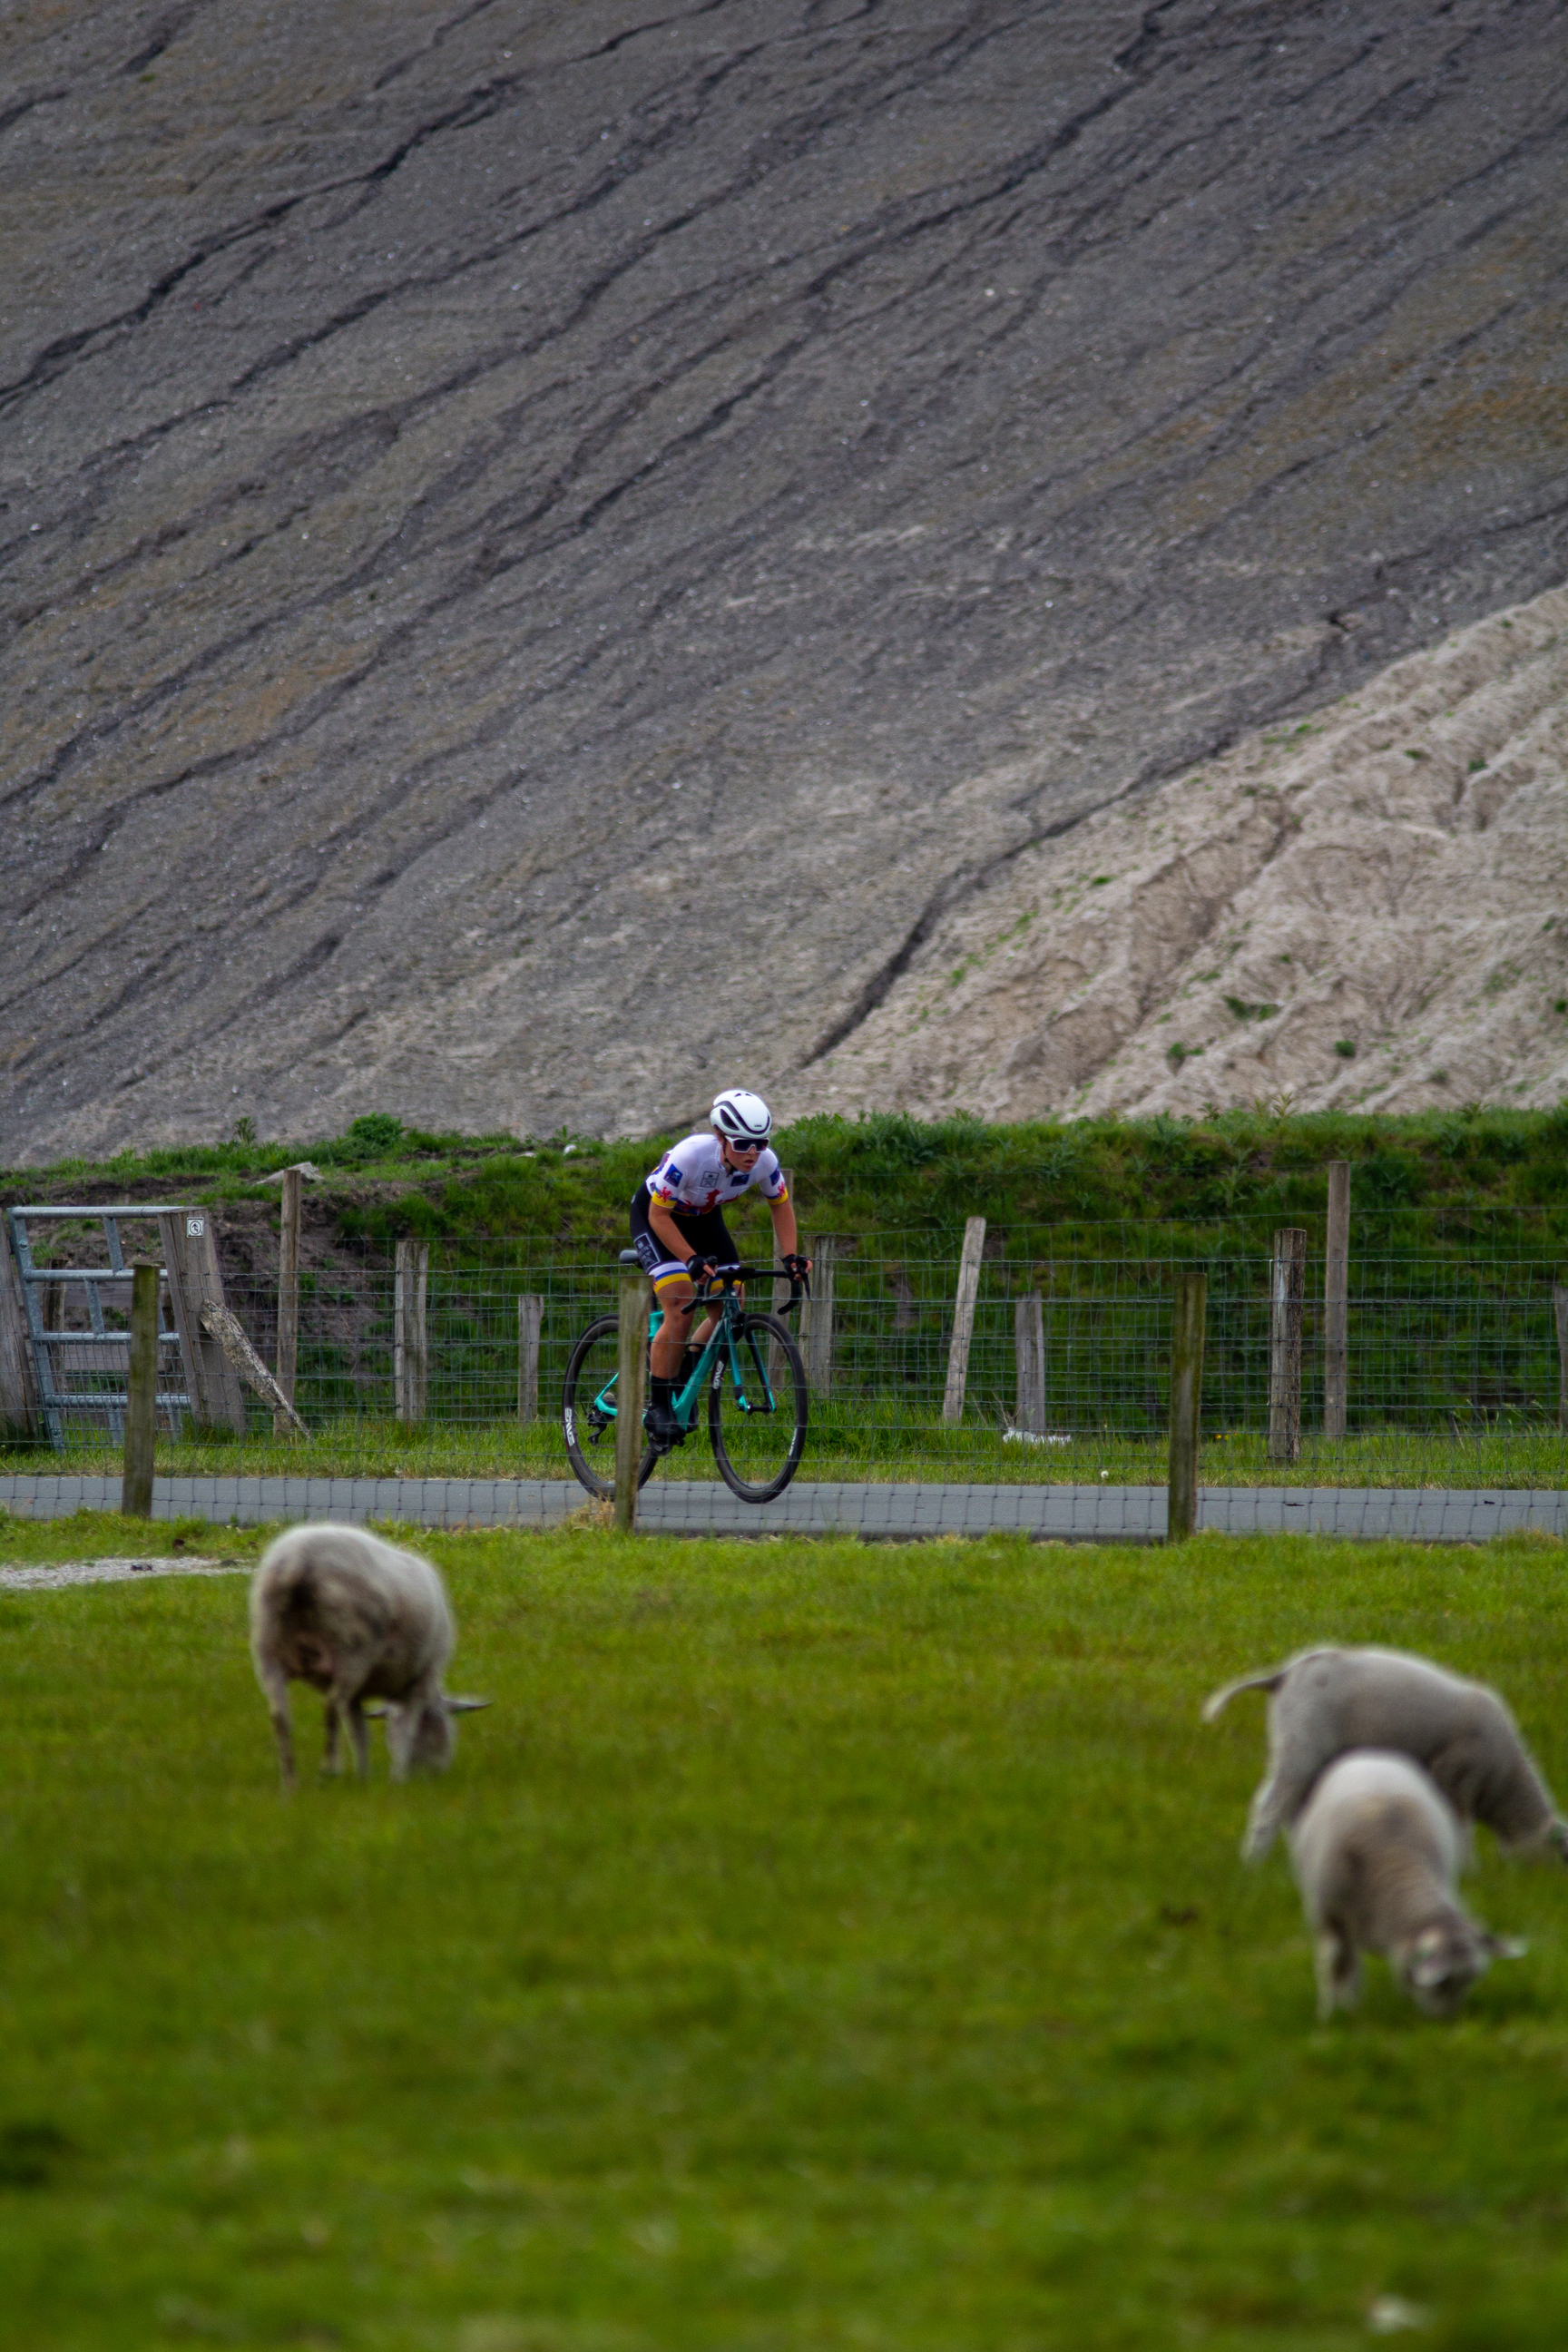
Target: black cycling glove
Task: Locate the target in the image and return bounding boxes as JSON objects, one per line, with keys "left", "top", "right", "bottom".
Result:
{"left": 781, "top": 1251, "right": 809, "bottom": 1279}
{"left": 685, "top": 1253, "right": 719, "bottom": 1282}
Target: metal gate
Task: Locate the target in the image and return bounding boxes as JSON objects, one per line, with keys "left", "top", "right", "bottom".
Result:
{"left": 4, "top": 1206, "right": 191, "bottom": 1448}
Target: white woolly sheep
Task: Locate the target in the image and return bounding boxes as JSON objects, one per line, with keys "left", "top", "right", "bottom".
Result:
{"left": 250, "top": 1523, "right": 487, "bottom": 1788}
{"left": 1289, "top": 1749, "right": 1524, "bottom": 2018}
{"left": 1202, "top": 1644, "right": 1567, "bottom": 1865}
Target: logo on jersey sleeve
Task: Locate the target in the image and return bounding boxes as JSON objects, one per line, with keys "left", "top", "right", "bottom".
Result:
{"left": 648, "top": 1155, "right": 683, "bottom": 1204}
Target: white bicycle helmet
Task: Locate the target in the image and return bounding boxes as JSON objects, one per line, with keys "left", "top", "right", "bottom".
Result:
{"left": 710, "top": 1087, "right": 773, "bottom": 1146}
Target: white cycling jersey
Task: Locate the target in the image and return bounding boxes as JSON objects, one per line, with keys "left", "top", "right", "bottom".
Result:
{"left": 644, "top": 1133, "right": 788, "bottom": 1214}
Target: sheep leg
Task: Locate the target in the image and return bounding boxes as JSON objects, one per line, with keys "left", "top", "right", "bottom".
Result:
{"left": 1314, "top": 1928, "right": 1359, "bottom": 2019}
{"left": 1245, "top": 1707, "right": 1330, "bottom": 1857}
{"left": 344, "top": 1697, "right": 370, "bottom": 1779}
{"left": 255, "top": 1661, "right": 297, "bottom": 1791}
{"left": 1241, "top": 1775, "right": 1288, "bottom": 1861}
{"left": 384, "top": 1703, "right": 415, "bottom": 1783}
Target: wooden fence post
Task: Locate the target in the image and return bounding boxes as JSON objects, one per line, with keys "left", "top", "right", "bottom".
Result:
{"left": 800, "top": 1234, "right": 837, "bottom": 1396}
{"left": 517, "top": 1293, "right": 543, "bottom": 1426}
{"left": 614, "top": 1264, "right": 650, "bottom": 1533}
{"left": 0, "top": 1223, "right": 39, "bottom": 1439}
{"left": 394, "top": 1239, "right": 429, "bottom": 1426}
{"left": 766, "top": 1170, "right": 794, "bottom": 1394}
{"left": 158, "top": 1210, "right": 248, "bottom": 1433}
{"left": 1168, "top": 1269, "right": 1206, "bottom": 1541}
{"left": 1014, "top": 1291, "right": 1045, "bottom": 1436}
{"left": 772, "top": 1170, "right": 794, "bottom": 1315}
{"left": 1324, "top": 1159, "right": 1350, "bottom": 1440}
{"left": 122, "top": 1262, "right": 158, "bottom": 1519}
{"left": 1269, "top": 1228, "right": 1308, "bottom": 1464}
{"left": 274, "top": 1167, "right": 302, "bottom": 1439}
{"left": 1554, "top": 1283, "right": 1568, "bottom": 1434}
{"left": 942, "top": 1217, "right": 987, "bottom": 1425}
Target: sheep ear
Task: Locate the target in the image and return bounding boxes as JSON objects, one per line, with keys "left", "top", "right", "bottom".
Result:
{"left": 1487, "top": 1934, "right": 1528, "bottom": 1960}
{"left": 444, "top": 1694, "right": 491, "bottom": 1713}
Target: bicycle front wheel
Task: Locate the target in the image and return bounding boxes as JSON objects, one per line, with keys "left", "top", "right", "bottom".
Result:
{"left": 707, "top": 1311, "right": 808, "bottom": 1502}
{"left": 562, "top": 1314, "right": 657, "bottom": 1499}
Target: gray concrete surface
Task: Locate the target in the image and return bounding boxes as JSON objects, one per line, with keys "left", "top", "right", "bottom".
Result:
{"left": 4, "top": 3, "right": 1567, "bottom": 1156}
{"left": 3, "top": 1473, "right": 1563, "bottom": 1543}
{"left": 0, "top": 1555, "right": 244, "bottom": 1590}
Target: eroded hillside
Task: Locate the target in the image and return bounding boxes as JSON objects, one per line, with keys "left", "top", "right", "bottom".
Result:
{"left": 799, "top": 586, "right": 1568, "bottom": 1120}
{"left": 3, "top": 1, "right": 1566, "bottom": 1157}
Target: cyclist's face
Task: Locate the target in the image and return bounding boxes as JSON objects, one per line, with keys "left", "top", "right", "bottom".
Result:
{"left": 720, "top": 1137, "right": 761, "bottom": 1170}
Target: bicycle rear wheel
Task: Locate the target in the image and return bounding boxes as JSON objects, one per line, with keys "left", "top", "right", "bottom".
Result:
{"left": 707, "top": 1311, "right": 808, "bottom": 1502}
{"left": 562, "top": 1314, "right": 657, "bottom": 1499}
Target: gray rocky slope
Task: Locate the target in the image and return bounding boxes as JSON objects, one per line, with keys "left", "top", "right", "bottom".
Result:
{"left": 2, "top": 0, "right": 1566, "bottom": 1159}
{"left": 805, "top": 584, "right": 1568, "bottom": 1122}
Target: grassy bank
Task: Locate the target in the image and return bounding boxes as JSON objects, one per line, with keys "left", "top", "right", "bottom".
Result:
{"left": 6, "top": 1102, "right": 1568, "bottom": 1247}
{"left": 9, "top": 1416, "right": 1568, "bottom": 1488}
{"left": 2, "top": 1524, "right": 1567, "bottom": 2347}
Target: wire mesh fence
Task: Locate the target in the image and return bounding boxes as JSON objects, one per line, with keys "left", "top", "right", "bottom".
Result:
{"left": 8, "top": 1211, "right": 1567, "bottom": 1488}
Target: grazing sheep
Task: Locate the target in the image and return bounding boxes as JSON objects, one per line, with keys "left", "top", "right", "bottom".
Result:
{"left": 1202, "top": 1645, "right": 1567, "bottom": 1864}
{"left": 250, "top": 1524, "right": 487, "bottom": 1788}
{"left": 1289, "top": 1749, "right": 1524, "bottom": 2018}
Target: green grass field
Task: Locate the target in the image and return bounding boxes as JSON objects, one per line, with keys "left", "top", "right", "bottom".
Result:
{"left": 4, "top": 1519, "right": 1568, "bottom": 2349}
{"left": 16, "top": 1415, "right": 1568, "bottom": 1488}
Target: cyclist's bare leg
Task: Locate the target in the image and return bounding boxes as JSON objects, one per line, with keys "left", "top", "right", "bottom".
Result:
{"left": 688, "top": 1288, "right": 740, "bottom": 1364}
{"left": 651, "top": 1280, "right": 695, "bottom": 1378}
{"left": 682, "top": 1285, "right": 741, "bottom": 1362}
{"left": 652, "top": 1289, "right": 738, "bottom": 1377}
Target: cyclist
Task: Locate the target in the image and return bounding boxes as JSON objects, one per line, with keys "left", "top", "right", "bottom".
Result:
{"left": 631, "top": 1088, "right": 809, "bottom": 1448}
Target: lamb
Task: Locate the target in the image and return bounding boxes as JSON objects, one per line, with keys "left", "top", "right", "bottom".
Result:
{"left": 250, "top": 1523, "right": 487, "bottom": 1788}
{"left": 1202, "top": 1644, "right": 1568, "bottom": 1864}
{"left": 1289, "top": 1749, "right": 1524, "bottom": 2018}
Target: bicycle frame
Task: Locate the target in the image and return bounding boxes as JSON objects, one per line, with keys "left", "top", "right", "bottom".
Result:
{"left": 587, "top": 1268, "right": 797, "bottom": 1436}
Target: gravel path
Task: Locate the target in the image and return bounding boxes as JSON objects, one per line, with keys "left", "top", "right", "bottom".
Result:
{"left": 0, "top": 1558, "right": 250, "bottom": 1592}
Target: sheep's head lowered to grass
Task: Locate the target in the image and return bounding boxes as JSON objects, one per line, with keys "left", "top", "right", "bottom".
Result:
{"left": 364, "top": 1689, "right": 491, "bottom": 1776}
{"left": 249, "top": 1523, "right": 490, "bottom": 1788}
{"left": 1289, "top": 1749, "right": 1526, "bottom": 2020}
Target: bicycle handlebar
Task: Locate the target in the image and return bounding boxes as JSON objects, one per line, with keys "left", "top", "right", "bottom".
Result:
{"left": 688, "top": 1260, "right": 810, "bottom": 1306}
{"left": 618, "top": 1248, "right": 810, "bottom": 1307}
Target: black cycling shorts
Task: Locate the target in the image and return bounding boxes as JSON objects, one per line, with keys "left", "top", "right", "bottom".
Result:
{"left": 630, "top": 1185, "right": 738, "bottom": 1297}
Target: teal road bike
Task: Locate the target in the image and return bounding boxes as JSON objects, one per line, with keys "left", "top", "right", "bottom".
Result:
{"left": 563, "top": 1257, "right": 809, "bottom": 1504}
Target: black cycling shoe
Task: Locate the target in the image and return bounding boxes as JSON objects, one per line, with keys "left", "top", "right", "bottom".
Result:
{"left": 643, "top": 1401, "right": 683, "bottom": 1450}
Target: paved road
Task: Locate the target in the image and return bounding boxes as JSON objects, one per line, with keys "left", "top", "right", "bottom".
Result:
{"left": 5, "top": 2, "right": 1566, "bottom": 1154}
{"left": 2, "top": 1473, "right": 1563, "bottom": 1544}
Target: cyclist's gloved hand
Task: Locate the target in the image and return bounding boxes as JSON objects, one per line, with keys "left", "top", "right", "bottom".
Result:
{"left": 685, "top": 1253, "right": 719, "bottom": 1283}
{"left": 781, "top": 1252, "right": 810, "bottom": 1279}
